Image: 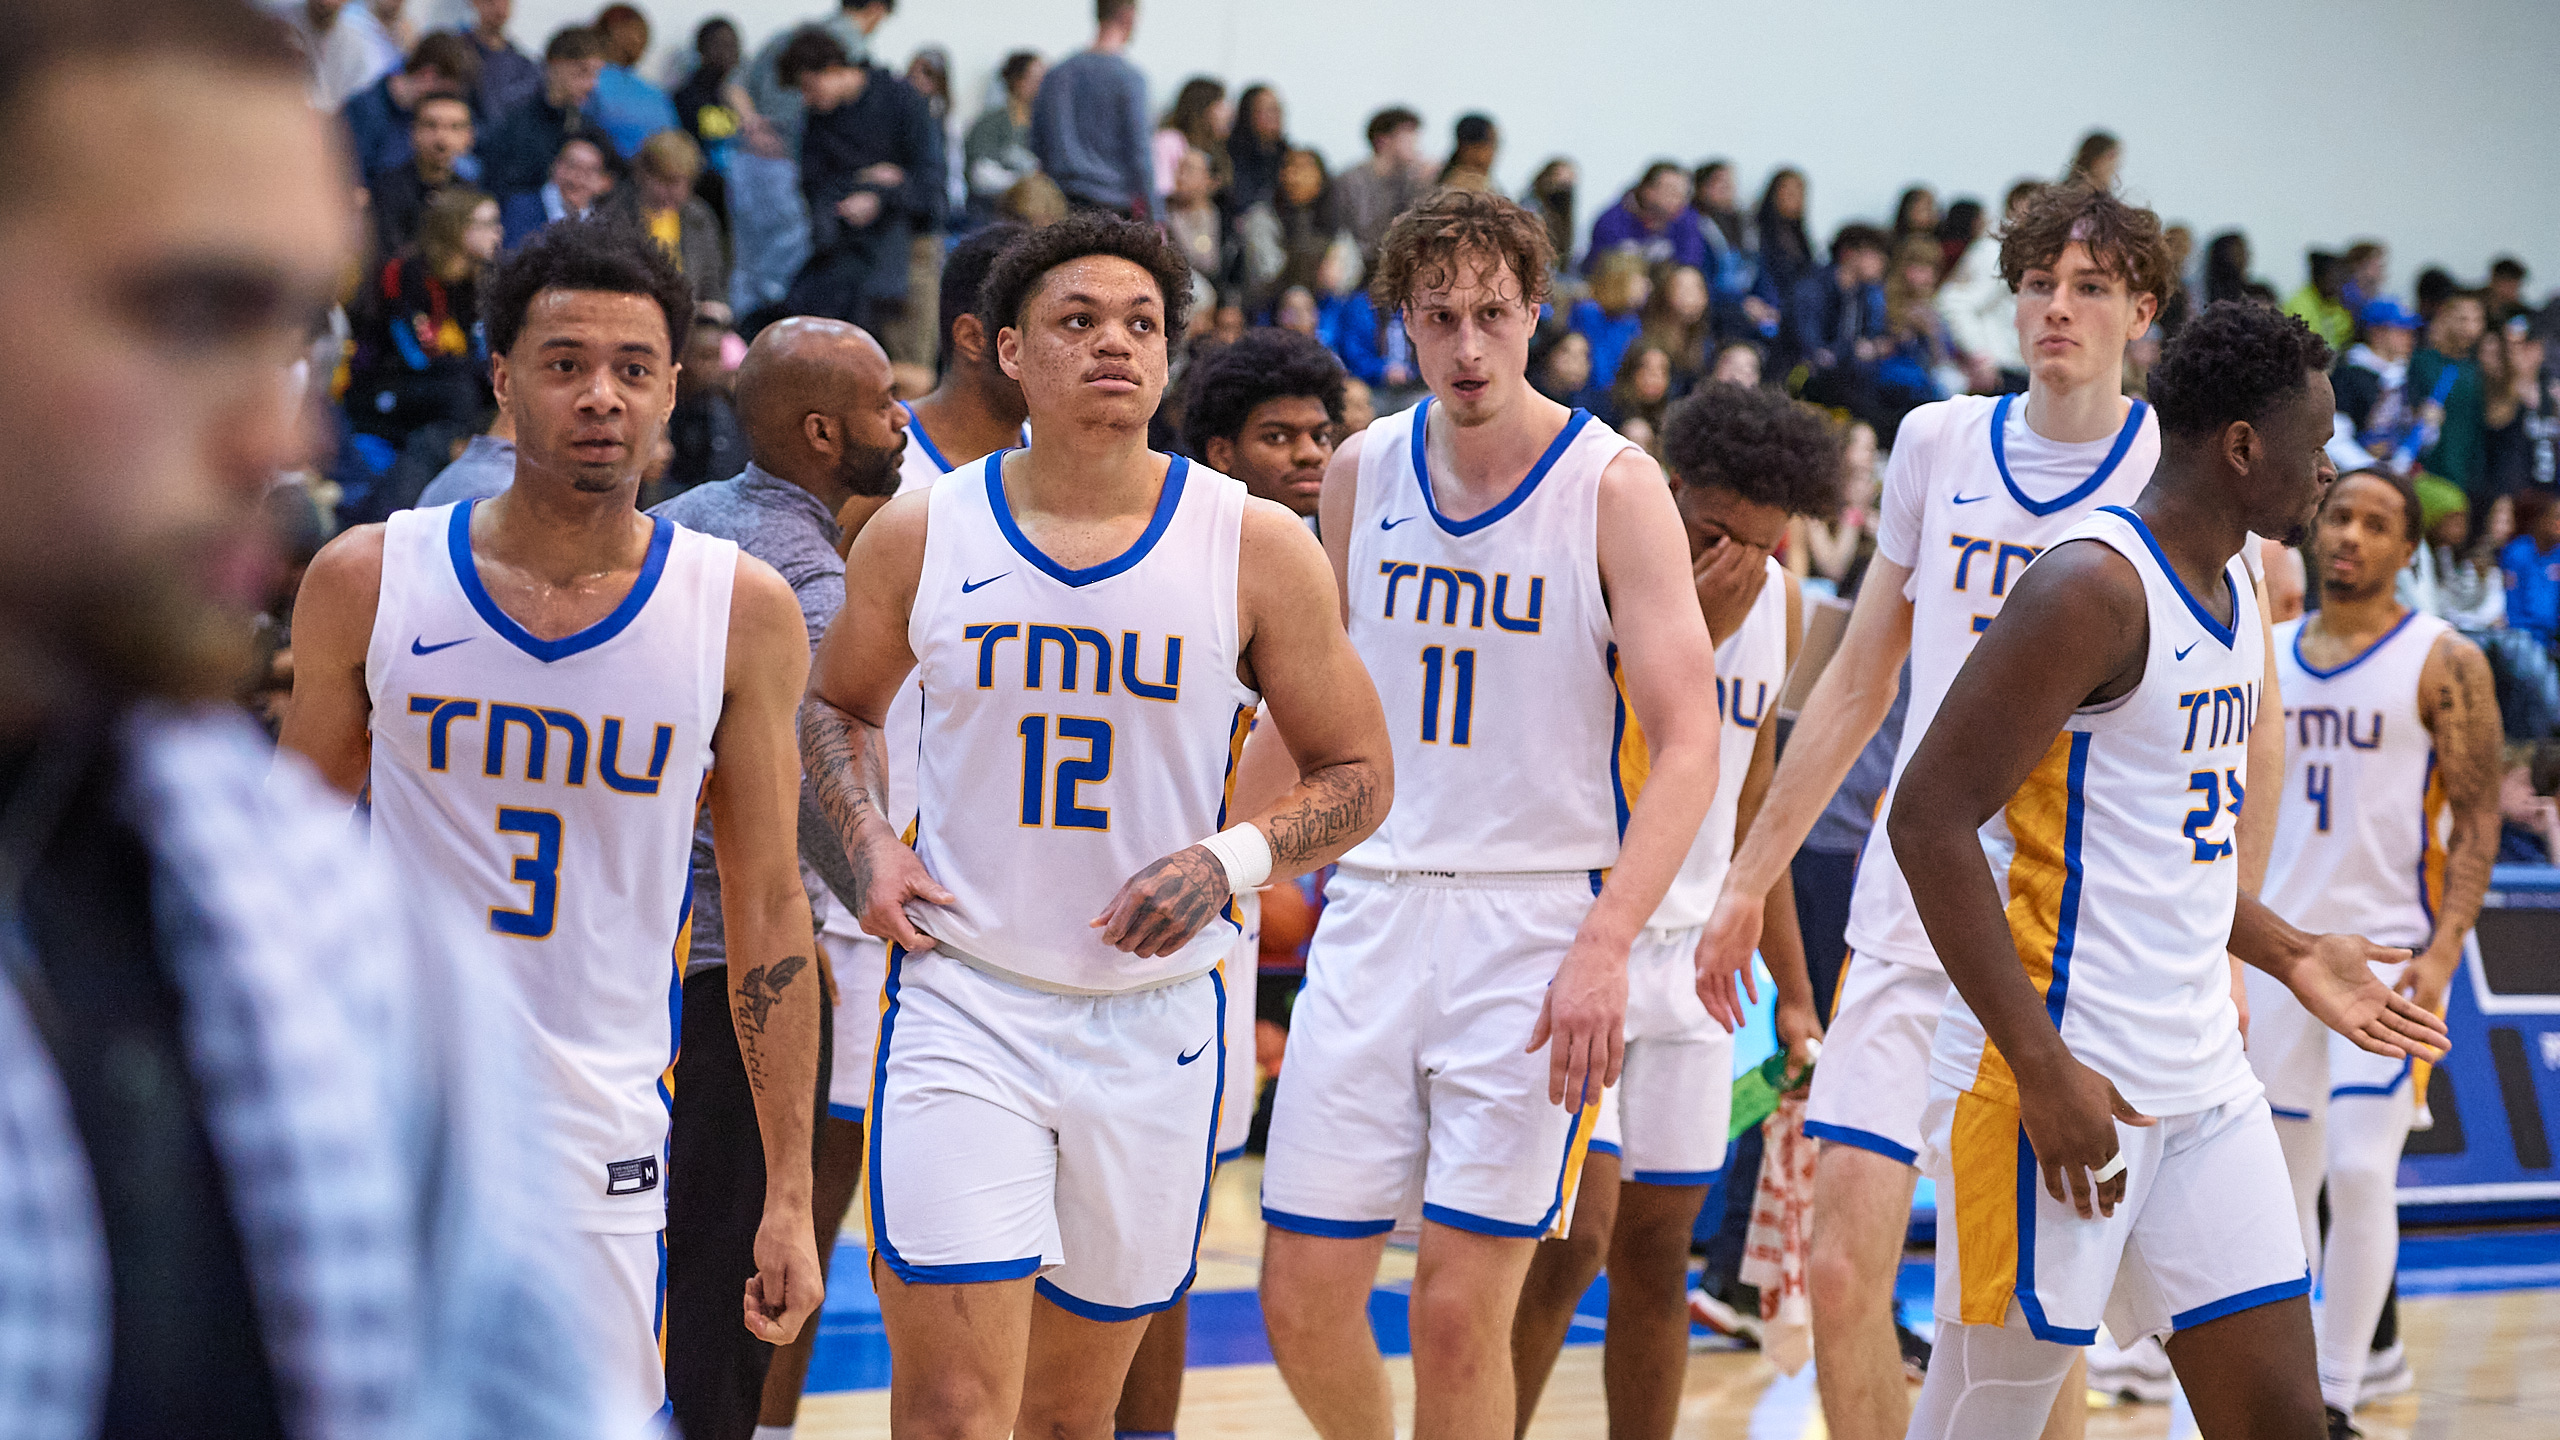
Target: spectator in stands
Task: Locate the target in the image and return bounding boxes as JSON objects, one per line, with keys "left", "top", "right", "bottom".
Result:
{"left": 2337, "top": 296, "right": 2421, "bottom": 460}
{"left": 1237, "top": 147, "right": 1340, "bottom": 315}
{"left": 1032, "top": 0, "right": 1157, "bottom": 221}
{"left": 2484, "top": 323, "right": 2554, "bottom": 497}
{"left": 964, "top": 51, "right": 1046, "bottom": 226}
{"left": 2065, "top": 129, "right": 2120, "bottom": 189}
{"left": 1692, "top": 160, "right": 1779, "bottom": 341}
{"left": 1521, "top": 159, "right": 1579, "bottom": 279}
{"left": 664, "top": 305, "right": 748, "bottom": 495}
{"left": 292, "top": 0, "right": 404, "bottom": 109}
{"left": 1782, "top": 221, "right": 1888, "bottom": 392}
{"left": 1641, "top": 264, "right": 1712, "bottom": 390}
{"left": 1584, "top": 161, "right": 1705, "bottom": 276}
{"left": 744, "top": 0, "right": 894, "bottom": 152}
{"left": 2285, "top": 249, "right": 2355, "bottom": 352}
{"left": 1275, "top": 285, "right": 1321, "bottom": 338}
{"left": 1153, "top": 78, "right": 1231, "bottom": 202}
{"left": 479, "top": 25, "right": 608, "bottom": 202}
{"left": 342, "top": 32, "right": 478, "bottom": 180}
{"left": 371, "top": 92, "right": 478, "bottom": 258}
{"left": 2402, "top": 475, "right": 2508, "bottom": 629}
{"left": 1789, "top": 417, "right": 1880, "bottom": 593}
{"left": 1572, "top": 251, "right": 1653, "bottom": 409}
{"left": 587, "top": 4, "right": 679, "bottom": 162}
{"left": 1182, "top": 327, "right": 1346, "bottom": 518}
{"left": 1601, "top": 340, "right": 1674, "bottom": 435}
{"left": 2202, "top": 229, "right": 2253, "bottom": 306}
{"left": 1338, "top": 375, "right": 1376, "bottom": 434}
{"left": 449, "top": 0, "right": 542, "bottom": 122}
{"left": 1228, "top": 85, "right": 1290, "bottom": 217}
{"left": 668, "top": 17, "right": 742, "bottom": 226}
{"left": 1890, "top": 185, "right": 1938, "bottom": 250}
{"left": 777, "top": 27, "right": 942, "bottom": 330}
{"left": 501, "top": 134, "right": 616, "bottom": 246}
{"left": 1335, "top": 107, "right": 1431, "bottom": 268}
{"left": 1437, "top": 112, "right": 1499, "bottom": 191}
{"left": 2341, "top": 239, "right": 2389, "bottom": 312}
{"left": 1869, "top": 233, "right": 1966, "bottom": 435}
{"left": 2505, "top": 487, "right": 2560, "bottom": 644}
{"left": 1164, "top": 146, "right": 1225, "bottom": 285}
{"left": 1709, "top": 338, "right": 1762, "bottom": 387}
{"left": 627, "top": 129, "right": 727, "bottom": 304}
{"left": 2499, "top": 743, "right": 2560, "bottom": 863}
{"left": 348, "top": 186, "right": 499, "bottom": 446}
{"left": 2489, "top": 256, "right": 2531, "bottom": 322}
{"left": 1938, "top": 192, "right": 2025, "bottom": 391}
{"left": 907, "top": 46, "right": 953, "bottom": 125}
{"left": 1755, "top": 166, "right": 1814, "bottom": 302}
{"left": 2412, "top": 290, "right": 2492, "bottom": 506}
{"left": 1530, "top": 326, "right": 1591, "bottom": 404}
{"left": 1932, "top": 197, "right": 1981, "bottom": 272}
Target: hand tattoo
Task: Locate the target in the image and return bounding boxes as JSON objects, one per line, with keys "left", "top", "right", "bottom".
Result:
{"left": 1111, "top": 848, "right": 1229, "bottom": 955}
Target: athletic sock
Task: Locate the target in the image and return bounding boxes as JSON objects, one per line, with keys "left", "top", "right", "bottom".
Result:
{"left": 753, "top": 1426, "right": 795, "bottom": 1440}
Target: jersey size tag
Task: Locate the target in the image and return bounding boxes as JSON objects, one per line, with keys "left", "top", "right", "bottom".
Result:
{"left": 605, "top": 1156, "right": 660, "bottom": 1196}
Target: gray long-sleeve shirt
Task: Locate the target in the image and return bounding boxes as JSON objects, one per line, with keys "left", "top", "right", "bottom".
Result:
{"left": 1029, "top": 49, "right": 1159, "bottom": 222}
{"left": 649, "top": 465, "right": 853, "bottom": 972}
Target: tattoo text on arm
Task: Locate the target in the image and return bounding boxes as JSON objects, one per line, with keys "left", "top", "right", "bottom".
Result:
{"left": 1262, "top": 763, "right": 1381, "bottom": 870}
{"left": 733, "top": 954, "right": 810, "bottom": 1093}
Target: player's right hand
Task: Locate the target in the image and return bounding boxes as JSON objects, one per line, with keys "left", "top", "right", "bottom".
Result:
{"left": 2293, "top": 932, "right": 2447, "bottom": 1062}
{"left": 854, "top": 829, "right": 955, "bottom": 953}
{"left": 1693, "top": 889, "right": 1765, "bottom": 1033}
{"left": 1529, "top": 930, "right": 1629, "bottom": 1107}
{"left": 2018, "top": 1058, "right": 2154, "bottom": 1220}
{"left": 1775, "top": 995, "right": 1824, "bottom": 1074}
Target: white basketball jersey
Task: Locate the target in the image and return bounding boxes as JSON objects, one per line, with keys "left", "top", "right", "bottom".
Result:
{"left": 904, "top": 451, "right": 1258, "bottom": 991}
{"left": 367, "top": 500, "right": 733, "bottom": 1231}
{"left": 1341, "top": 399, "right": 1639, "bottom": 874}
{"left": 1932, "top": 506, "right": 2264, "bottom": 1118}
{"left": 1848, "top": 392, "right": 2160, "bottom": 971}
{"left": 1651, "top": 556, "right": 1791, "bottom": 928}
{"left": 2263, "top": 610, "right": 2452, "bottom": 950}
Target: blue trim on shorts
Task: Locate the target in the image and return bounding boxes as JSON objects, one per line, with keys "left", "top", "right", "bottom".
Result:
{"left": 1216, "top": 1141, "right": 1249, "bottom": 1168}
{"left": 827, "top": 1101, "right": 866, "bottom": 1122}
{"left": 1803, "top": 1120, "right": 1919, "bottom": 1167}
{"left": 2012, "top": 1126, "right": 2098, "bottom": 1345}
{"left": 1629, "top": 1168, "right": 1721, "bottom": 1186}
{"left": 2333, "top": 1059, "right": 2412, "bottom": 1099}
{"left": 1421, "top": 1202, "right": 1549, "bottom": 1238}
{"left": 2268, "top": 1104, "right": 2313, "bottom": 1121}
{"left": 1261, "top": 1207, "right": 1394, "bottom": 1238}
{"left": 2171, "top": 1272, "right": 2312, "bottom": 1330}
{"left": 1036, "top": 1274, "right": 1189, "bottom": 1322}
{"left": 1587, "top": 1139, "right": 1623, "bottom": 1158}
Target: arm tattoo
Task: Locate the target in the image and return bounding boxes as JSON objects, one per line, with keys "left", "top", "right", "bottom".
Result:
{"left": 2427, "top": 641, "right": 2504, "bottom": 946}
{"left": 798, "top": 693, "right": 888, "bottom": 912}
{"left": 1262, "top": 761, "right": 1384, "bottom": 871}
{"left": 733, "top": 954, "right": 810, "bottom": 1091}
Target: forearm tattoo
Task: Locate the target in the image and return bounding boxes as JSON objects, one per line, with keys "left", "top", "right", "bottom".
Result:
{"left": 1262, "top": 761, "right": 1385, "bottom": 871}
{"left": 798, "top": 693, "right": 887, "bottom": 912}
{"left": 733, "top": 954, "right": 809, "bottom": 1094}
{"left": 2430, "top": 644, "right": 2504, "bottom": 944}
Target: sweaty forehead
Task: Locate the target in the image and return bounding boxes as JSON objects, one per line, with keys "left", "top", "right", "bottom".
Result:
{"left": 1029, "top": 255, "right": 1163, "bottom": 314}
{"left": 522, "top": 288, "right": 671, "bottom": 356}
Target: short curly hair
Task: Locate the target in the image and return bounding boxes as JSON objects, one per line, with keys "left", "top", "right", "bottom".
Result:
{"left": 1371, "top": 186, "right": 1553, "bottom": 315}
{"left": 482, "top": 215, "right": 693, "bottom": 360}
{"left": 977, "top": 211, "right": 1193, "bottom": 341}
{"left": 1181, "top": 329, "right": 1346, "bottom": 459}
{"left": 1659, "top": 382, "right": 1844, "bottom": 517}
{"left": 1997, "top": 181, "right": 2174, "bottom": 312}
{"left": 2146, "top": 300, "right": 2335, "bottom": 442}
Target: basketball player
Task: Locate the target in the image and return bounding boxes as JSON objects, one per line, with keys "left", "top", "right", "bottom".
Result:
{"left": 1508, "top": 382, "right": 1835, "bottom": 1440}
{"left": 1257, "top": 188, "right": 1723, "bottom": 1440}
{"left": 1107, "top": 325, "right": 1353, "bottom": 1440}
{"left": 1693, "top": 183, "right": 2237, "bottom": 1440}
{"left": 2249, "top": 468, "right": 2500, "bottom": 1436}
{"left": 1887, "top": 301, "right": 2446, "bottom": 1440}
{"left": 798, "top": 214, "right": 1392, "bottom": 1440}
{"left": 649, "top": 316, "right": 910, "bottom": 1440}
{"left": 283, "top": 220, "right": 826, "bottom": 1434}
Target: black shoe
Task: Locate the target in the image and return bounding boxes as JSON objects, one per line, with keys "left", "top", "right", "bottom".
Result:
{"left": 2325, "top": 1405, "right": 2361, "bottom": 1440}
{"left": 1896, "top": 1320, "right": 1932, "bottom": 1381}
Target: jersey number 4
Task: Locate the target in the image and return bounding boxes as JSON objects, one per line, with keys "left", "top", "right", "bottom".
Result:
{"left": 1019, "top": 715, "right": 1113, "bottom": 830}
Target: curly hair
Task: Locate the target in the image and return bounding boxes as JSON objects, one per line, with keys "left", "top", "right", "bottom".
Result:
{"left": 1371, "top": 186, "right": 1554, "bottom": 315}
{"left": 1181, "top": 328, "right": 1346, "bottom": 458}
{"left": 1660, "top": 382, "right": 1844, "bottom": 517}
{"left": 2146, "top": 300, "right": 2335, "bottom": 442}
{"left": 481, "top": 215, "right": 693, "bottom": 360}
{"left": 1996, "top": 181, "right": 2173, "bottom": 311}
{"left": 977, "top": 211, "right": 1193, "bottom": 340}
{"left": 935, "top": 221, "right": 1024, "bottom": 369}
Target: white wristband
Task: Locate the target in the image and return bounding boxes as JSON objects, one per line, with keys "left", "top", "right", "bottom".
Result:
{"left": 1196, "top": 822, "right": 1273, "bottom": 893}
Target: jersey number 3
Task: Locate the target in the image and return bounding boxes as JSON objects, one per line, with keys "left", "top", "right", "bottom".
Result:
{"left": 492, "top": 806, "right": 562, "bottom": 938}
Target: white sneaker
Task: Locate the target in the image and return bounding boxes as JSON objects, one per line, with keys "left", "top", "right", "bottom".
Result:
{"left": 1687, "top": 1287, "right": 1762, "bottom": 1346}
{"left": 2362, "top": 1341, "right": 2413, "bottom": 1399}
{"left": 2086, "top": 1331, "right": 2176, "bottom": 1404}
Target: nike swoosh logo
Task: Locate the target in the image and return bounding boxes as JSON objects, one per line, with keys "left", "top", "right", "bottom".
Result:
{"left": 960, "top": 572, "right": 1010, "bottom": 594}
{"left": 1176, "top": 1042, "right": 1210, "bottom": 1066}
{"left": 2175, "top": 641, "right": 2199, "bottom": 661}
{"left": 410, "top": 636, "right": 472, "bottom": 656}
{"left": 1950, "top": 493, "right": 1989, "bottom": 505}
{"left": 1379, "top": 515, "right": 1418, "bottom": 530}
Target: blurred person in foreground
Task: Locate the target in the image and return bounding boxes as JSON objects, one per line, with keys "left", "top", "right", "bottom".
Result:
{"left": 0, "top": 2, "right": 590, "bottom": 1437}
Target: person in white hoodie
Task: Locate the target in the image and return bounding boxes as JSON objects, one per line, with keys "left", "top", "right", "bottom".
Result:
{"left": 1937, "top": 181, "right": 2038, "bottom": 392}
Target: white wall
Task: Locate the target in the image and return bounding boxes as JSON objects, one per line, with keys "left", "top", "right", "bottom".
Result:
{"left": 457, "top": 0, "right": 2560, "bottom": 299}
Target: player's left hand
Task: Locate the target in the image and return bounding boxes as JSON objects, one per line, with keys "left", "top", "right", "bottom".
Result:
{"left": 742, "top": 1203, "right": 824, "bottom": 1344}
{"left": 1093, "top": 845, "right": 1229, "bottom": 958}
{"left": 1529, "top": 926, "right": 1629, "bottom": 1107}
{"left": 2399, "top": 939, "right": 2461, "bottom": 1023}
{"left": 1692, "top": 537, "right": 1768, "bottom": 645}
{"left": 2289, "top": 932, "right": 2447, "bottom": 1062}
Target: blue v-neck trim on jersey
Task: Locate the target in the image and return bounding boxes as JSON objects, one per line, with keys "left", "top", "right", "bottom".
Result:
{"left": 2098, "top": 505, "right": 2236, "bottom": 649}
{"left": 1991, "top": 393, "right": 2148, "bottom": 517}
{"left": 2293, "top": 607, "right": 2421, "bottom": 680}
{"left": 1409, "top": 396, "right": 1593, "bottom": 537}
{"left": 446, "top": 499, "right": 674, "bottom": 663}
{"left": 901, "top": 401, "right": 955, "bottom": 474}
{"left": 982, "top": 449, "right": 1187, "bottom": 588}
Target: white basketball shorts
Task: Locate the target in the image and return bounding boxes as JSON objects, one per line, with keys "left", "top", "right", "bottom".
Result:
{"left": 866, "top": 946, "right": 1226, "bottom": 1318}
{"left": 2244, "top": 954, "right": 2423, "bottom": 1122}
{"left": 1588, "top": 923, "right": 1735, "bottom": 1184}
{"left": 1803, "top": 950, "right": 1950, "bottom": 1167}
{"left": 557, "top": 1227, "right": 669, "bottom": 1437}
{"left": 818, "top": 890, "right": 888, "bottom": 1123}
{"left": 1925, "top": 1081, "right": 2308, "bottom": 1346}
{"left": 1260, "top": 868, "right": 1604, "bottom": 1240}
{"left": 1219, "top": 888, "right": 1261, "bottom": 1164}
